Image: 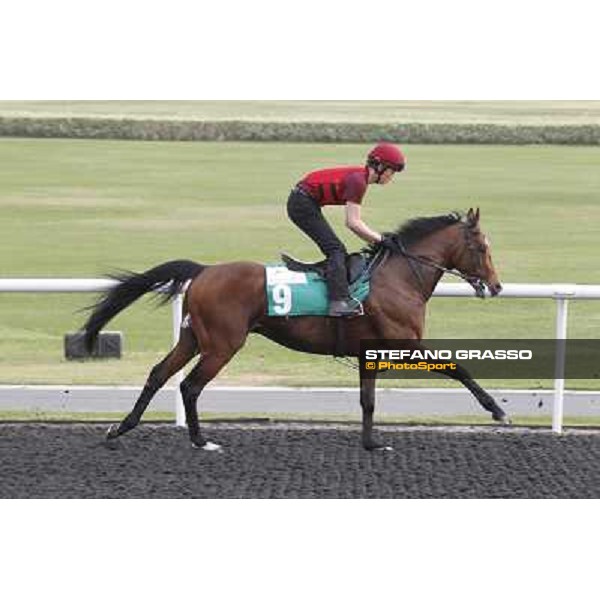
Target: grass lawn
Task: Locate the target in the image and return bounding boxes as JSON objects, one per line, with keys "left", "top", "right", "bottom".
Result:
{"left": 1, "top": 100, "right": 600, "bottom": 124}
{"left": 1, "top": 411, "right": 599, "bottom": 428}
{"left": 1, "top": 138, "right": 598, "bottom": 388}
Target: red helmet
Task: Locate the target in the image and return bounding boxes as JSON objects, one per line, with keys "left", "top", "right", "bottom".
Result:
{"left": 367, "top": 143, "right": 406, "bottom": 172}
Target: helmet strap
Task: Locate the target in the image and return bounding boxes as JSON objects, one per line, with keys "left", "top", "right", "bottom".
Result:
{"left": 368, "top": 160, "right": 386, "bottom": 183}
{"left": 375, "top": 163, "right": 387, "bottom": 182}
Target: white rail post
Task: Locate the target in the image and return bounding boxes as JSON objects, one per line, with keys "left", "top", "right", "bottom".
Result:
{"left": 552, "top": 297, "right": 569, "bottom": 434}
{"left": 171, "top": 293, "right": 186, "bottom": 427}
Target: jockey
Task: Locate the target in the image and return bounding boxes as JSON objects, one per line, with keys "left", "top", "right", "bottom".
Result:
{"left": 287, "top": 142, "right": 406, "bottom": 317}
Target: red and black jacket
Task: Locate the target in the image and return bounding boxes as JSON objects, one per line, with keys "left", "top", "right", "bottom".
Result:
{"left": 297, "top": 166, "right": 368, "bottom": 206}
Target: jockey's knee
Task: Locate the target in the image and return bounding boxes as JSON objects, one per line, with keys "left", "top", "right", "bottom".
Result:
{"left": 327, "top": 245, "right": 347, "bottom": 261}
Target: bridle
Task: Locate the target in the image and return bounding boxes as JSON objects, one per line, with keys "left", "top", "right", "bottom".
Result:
{"left": 388, "top": 222, "right": 487, "bottom": 300}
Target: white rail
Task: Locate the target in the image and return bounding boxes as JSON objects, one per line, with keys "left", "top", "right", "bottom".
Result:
{"left": 2, "top": 279, "right": 599, "bottom": 432}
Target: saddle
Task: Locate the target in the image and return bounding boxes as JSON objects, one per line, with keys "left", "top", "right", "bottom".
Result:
{"left": 280, "top": 252, "right": 368, "bottom": 285}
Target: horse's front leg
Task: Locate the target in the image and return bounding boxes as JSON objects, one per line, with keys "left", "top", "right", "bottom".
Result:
{"left": 359, "top": 370, "right": 393, "bottom": 451}
{"left": 442, "top": 362, "right": 511, "bottom": 424}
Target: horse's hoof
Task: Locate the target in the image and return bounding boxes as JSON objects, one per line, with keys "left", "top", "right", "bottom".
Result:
{"left": 106, "top": 424, "right": 119, "bottom": 440}
{"left": 364, "top": 442, "right": 394, "bottom": 452}
{"left": 192, "top": 440, "right": 223, "bottom": 453}
{"left": 493, "top": 414, "right": 512, "bottom": 426}
{"left": 103, "top": 426, "right": 121, "bottom": 450}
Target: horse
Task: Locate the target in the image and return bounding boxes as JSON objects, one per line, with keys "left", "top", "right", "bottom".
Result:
{"left": 81, "top": 207, "right": 507, "bottom": 452}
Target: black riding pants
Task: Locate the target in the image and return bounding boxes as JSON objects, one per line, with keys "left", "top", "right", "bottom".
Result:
{"left": 287, "top": 190, "right": 348, "bottom": 301}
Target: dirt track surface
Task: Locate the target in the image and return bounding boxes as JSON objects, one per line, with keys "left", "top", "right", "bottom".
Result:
{"left": 1, "top": 423, "right": 599, "bottom": 498}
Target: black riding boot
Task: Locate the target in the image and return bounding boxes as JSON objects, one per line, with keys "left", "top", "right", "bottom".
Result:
{"left": 326, "top": 252, "right": 363, "bottom": 317}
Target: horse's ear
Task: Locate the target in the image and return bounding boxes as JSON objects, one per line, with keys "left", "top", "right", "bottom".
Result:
{"left": 466, "top": 207, "right": 480, "bottom": 225}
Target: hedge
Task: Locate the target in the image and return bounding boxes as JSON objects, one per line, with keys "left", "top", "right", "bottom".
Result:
{"left": 1, "top": 117, "right": 599, "bottom": 145}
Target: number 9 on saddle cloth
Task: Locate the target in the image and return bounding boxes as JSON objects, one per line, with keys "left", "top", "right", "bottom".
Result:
{"left": 265, "top": 253, "right": 372, "bottom": 317}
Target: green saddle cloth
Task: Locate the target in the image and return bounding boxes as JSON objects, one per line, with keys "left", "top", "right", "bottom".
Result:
{"left": 265, "top": 264, "right": 370, "bottom": 317}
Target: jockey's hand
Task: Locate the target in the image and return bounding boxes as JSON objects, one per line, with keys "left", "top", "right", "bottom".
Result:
{"left": 379, "top": 233, "right": 398, "bottom": 253}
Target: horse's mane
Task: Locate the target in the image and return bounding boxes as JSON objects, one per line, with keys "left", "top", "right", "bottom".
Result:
{"left": 364, "top": 211, "right": 464, "bottom": 256}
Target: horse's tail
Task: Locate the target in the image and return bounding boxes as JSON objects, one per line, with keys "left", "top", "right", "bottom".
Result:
{"left": 82, "top": 259, "right": 206, "bottom": 351}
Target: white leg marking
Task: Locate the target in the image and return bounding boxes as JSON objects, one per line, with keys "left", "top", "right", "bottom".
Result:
{"left": 200, "top": 441, "right": 223, "bottom": 453}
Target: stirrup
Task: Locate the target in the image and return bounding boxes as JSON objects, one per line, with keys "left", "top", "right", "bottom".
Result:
{"left": 328, "top": 298, "right": 364, "bottom": 318}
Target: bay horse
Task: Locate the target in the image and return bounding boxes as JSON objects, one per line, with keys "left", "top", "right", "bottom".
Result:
{"left": 82, "top": 208, "right": 507, "bottom": 451}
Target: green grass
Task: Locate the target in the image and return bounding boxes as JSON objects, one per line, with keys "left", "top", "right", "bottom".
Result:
{"left": 1, "top": 100, "right": 600, "bottom": 125}
{"left": 1, "top": 411, "right": 599, "bottom": 429}
{"left": 0, "top": 138, "right": 599, "bottom": 388}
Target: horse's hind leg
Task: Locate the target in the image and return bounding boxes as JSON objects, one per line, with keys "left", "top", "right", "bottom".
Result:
{"left": 177, "top": 303, "right": 252, "bottom": 449}
{"left": 180, "top": 351, "right": 239, "bottom": 451}
{"left": 106, "top": 326, "right": 198, "bottom": 441}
